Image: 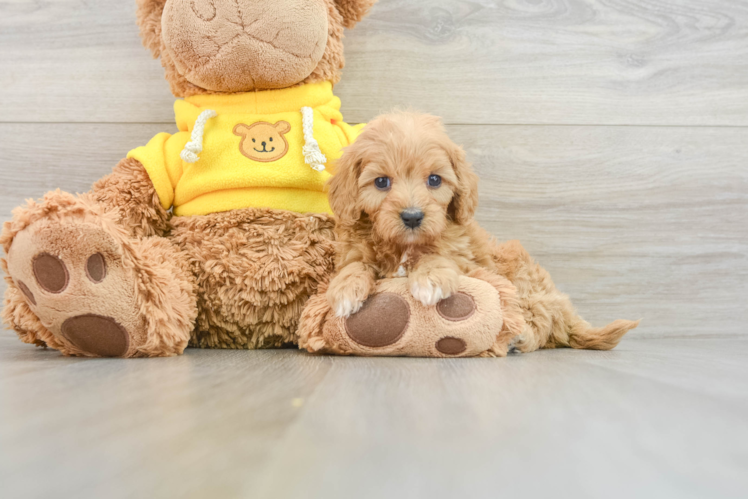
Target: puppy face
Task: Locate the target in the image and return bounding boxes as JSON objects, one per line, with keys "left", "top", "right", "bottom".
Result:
{"left": 356, "top": 137, "right": 456, "bottom": 245}
{"left": 329, "top": 112, "right": 479, "bottom": 246}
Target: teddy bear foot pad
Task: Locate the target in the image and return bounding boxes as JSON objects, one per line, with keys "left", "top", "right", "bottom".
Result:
{"left": 6, "top": 219, "right": 149, "bottom": 357}
{"left": 300, "top": 276, "right": 509, "bottom": 357}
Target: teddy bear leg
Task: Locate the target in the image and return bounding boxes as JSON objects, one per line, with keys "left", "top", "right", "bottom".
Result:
{"left": 2, "top": 196, "right": 197, "bottom": 357}
{"left": 169, "top": 208, "right": 336, "bottom": 350}
{"left": 299, "top": 271, "right": 525, "bottom": 358}
{"left": 1, "top": 159, "right": 197, "bottom": 357}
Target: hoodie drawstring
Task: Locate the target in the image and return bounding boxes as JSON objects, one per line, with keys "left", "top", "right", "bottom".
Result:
{"left": 181, "top": 109, "right": 217, "bottom": 164}
{"left": 181, "top": 106, "right": 327, "bottom": 171}
{"left": 301, "top": 106, "right": 327, "bottom": 171}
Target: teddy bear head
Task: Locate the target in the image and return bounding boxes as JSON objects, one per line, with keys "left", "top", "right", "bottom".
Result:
{"left": 135, "top": 0, "right": 376, "bottom": 97}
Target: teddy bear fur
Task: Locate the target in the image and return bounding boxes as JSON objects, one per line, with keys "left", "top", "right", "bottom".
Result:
{"left": 137, "top": 0, "right": 362, "bottom": 98}
{"left": 1, "top": 0, "right": 376, "bottom": 357}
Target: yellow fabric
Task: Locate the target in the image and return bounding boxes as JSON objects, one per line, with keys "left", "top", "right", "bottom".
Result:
{"left": 127, "top": 81, "right": 364, "bottom": 216}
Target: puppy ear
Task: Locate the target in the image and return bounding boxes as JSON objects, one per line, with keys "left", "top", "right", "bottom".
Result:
{"left": 446, "top": 141, "right": 479, "bottom": 225}
{"left": 334, "top": 0, "right": 377, "bottom": 29}
{"left": 136, "top": 0, "right": 167, "bottom": 58}
{"left": 328, "top": 145, "right": 364, "bottom": 223}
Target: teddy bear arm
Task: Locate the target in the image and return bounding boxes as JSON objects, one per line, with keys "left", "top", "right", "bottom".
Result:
{"left": 89, "top": 157, "right": 171, "bottom": 238}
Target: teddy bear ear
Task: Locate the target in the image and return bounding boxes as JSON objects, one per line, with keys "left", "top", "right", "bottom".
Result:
{"left": 334, "top": 0, "right": 377, "bottom": 29}
{"left": 233, "top": 124, "right": 250, "bottom": 136}
{"left": 274, "top": 121, "right": 292, "bottom": 134}
{"left": 135, "top": 0, "right": 167, "bottom": 58}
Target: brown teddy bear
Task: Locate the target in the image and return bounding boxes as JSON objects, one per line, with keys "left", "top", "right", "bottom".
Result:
{"left": 1, "top": 0, "right": 378, "bottom": 357}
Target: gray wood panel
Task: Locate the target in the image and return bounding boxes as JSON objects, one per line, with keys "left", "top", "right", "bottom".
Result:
{"left": 0, "top": 123, "right": 173, "bottom": 213}
{"left": 2, "top": 0, "right": 748, "bottom": 125}
{"left": 253, "top": 339, "right": 748, "bottom": 498}
{"left": 459, "top": 124, "right": 748, "bottom": 338}
{"left": 1, "top": 123, "right": 745, "bottom": 339}
{"left": 1, "top": 335, "right": 746, "bottom": 497}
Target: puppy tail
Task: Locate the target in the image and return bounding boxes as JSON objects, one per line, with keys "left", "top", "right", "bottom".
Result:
{"left": 567, "top": 318, "right": 641, "bottom": 350}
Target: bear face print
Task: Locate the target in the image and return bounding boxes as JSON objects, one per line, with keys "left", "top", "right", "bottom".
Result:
{"left": 233, "top": 121, "right": 291, "bottom": 162}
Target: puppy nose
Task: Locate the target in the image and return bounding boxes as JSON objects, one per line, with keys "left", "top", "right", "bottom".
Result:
{"left": 400, "top": 208, "right": 424, "bottom": 229}
{"left": 261, "top": 141, "right": 267, "bottom": 147}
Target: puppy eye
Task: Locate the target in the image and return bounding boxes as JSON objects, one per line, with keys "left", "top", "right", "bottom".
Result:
{"left": 374, "top": 177, "right": 391, "bottom": 191}
{"left": 269, "top": 137, "right": 273, "bottom": 142}
{"left": 428, "top": 174, "right": 442, "bottom": 188}
{"left": 252, "top": 138, "right": 256, "bottom": 143}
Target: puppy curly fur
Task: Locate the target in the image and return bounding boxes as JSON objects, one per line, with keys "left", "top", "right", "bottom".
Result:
{"left": 326, "top": 111, "right": 639, "bottom": 352}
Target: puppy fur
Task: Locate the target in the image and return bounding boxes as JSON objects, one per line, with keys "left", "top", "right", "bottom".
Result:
{"left": 326, "top": 111, "right": 639, "bottom": 352}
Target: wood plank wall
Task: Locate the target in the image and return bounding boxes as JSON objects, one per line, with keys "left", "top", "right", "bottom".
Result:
{"left": 1, "top": 0, "right": 746, "bottom": 338}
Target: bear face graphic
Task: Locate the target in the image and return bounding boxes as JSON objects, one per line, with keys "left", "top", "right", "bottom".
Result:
{"left": 233, "top": 121, "right": 291, "bottom": 162}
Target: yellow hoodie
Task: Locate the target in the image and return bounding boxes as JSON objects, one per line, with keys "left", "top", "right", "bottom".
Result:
{"left": 127, "top": 81, "right": 363, "bottom": 216}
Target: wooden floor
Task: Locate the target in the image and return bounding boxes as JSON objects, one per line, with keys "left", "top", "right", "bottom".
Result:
{"left": 1, "top": 0, "right": 747, "bottom": 497}
{"left": 1, "top": 335, "right": 747, "bottom": 497}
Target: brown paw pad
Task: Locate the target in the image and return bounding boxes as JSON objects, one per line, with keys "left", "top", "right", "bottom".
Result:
{"left": 436, "top": 337, "right": 467, "bottom": 355}
{"left": 61, "top": 314, "right": 130, "bottom": 357}
{"left": 345, "top": 293, "right": 410, "bottom": 348}
{"left": 16, "top": 280, "right": 36, "bottom": 305}
{"left": 436, "top": 292, "right": 475, "bottom": 321}
{"left": 33, "top": 253, "right": 69, "bottom": 293}
{"left": 86, "top": 253, "right": 107, "bottom": 283}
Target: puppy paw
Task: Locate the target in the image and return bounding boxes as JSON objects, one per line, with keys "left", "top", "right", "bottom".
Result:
{"left": 409, "top": 268, "right": 460, "bottom": 307}
{"left": 327, "top": 270, "right": 375, "bottom": 318}
{"left": 410, "top": 279, "right": 446, "bottom": 306}
{"left": 333, "top": 296, "right": 366, "bottom": 318}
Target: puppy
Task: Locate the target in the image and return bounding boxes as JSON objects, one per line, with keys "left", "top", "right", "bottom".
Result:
{"left": 327, "top": 111, "right": 639, "bottom": 352}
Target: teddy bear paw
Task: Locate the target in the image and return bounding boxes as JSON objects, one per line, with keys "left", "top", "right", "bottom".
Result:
{"left": 6, "top": 219, "right": 146, "bottom": 357}
{"left": 313, "top": 276, "right": 506, "bottom": 357}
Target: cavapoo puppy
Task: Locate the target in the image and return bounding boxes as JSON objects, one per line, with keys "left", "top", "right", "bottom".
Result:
{"left": 326, "top": 111, "right": 639, "bottom": 352}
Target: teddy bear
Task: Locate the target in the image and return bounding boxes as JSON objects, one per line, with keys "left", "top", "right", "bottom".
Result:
{"left": 1, "top": 0, "right": 379, "bottom": 358}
